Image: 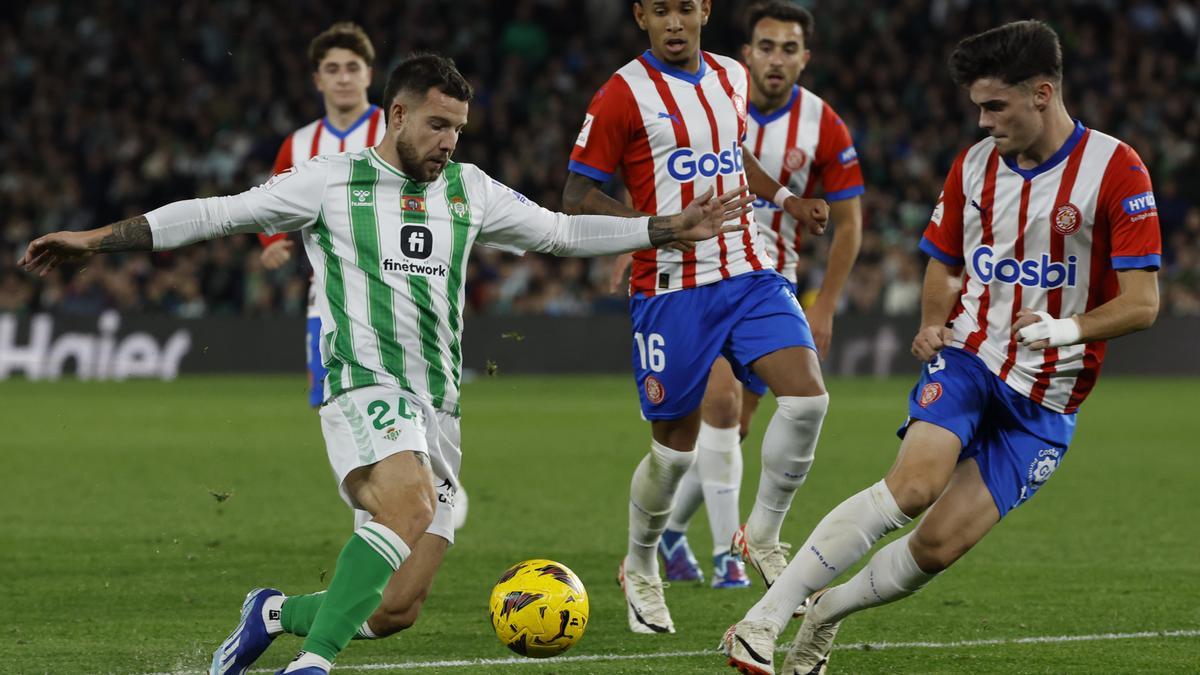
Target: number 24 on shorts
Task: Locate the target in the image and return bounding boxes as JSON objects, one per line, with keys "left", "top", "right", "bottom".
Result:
{"left": 367, "top": 397, "right": 417, "bottom": 430}
{"left": 634, "top": 332, "right": 666, "bottom": 372}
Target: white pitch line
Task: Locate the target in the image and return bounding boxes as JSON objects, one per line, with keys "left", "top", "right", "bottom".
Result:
{"left": 152, "top": 628, "right": 1197, "bottom": 673}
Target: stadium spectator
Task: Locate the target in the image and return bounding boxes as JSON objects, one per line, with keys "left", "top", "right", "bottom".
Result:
{"left": 1, "top": 0, "right": 1196, "bottom": 317}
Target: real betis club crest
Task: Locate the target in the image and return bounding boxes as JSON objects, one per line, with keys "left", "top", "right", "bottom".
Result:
{"left": 449, "top": 195, "right": 469, "bottom": 218}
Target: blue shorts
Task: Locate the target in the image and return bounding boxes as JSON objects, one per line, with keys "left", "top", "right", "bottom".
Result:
{"left": 307, "top": 316, "right": 328, "bottom": 407}
{"left": 898, "top": 347, "right": 1076, "bottom": 518}
{"left": 628, "top": 270, "right": 815, "bottom": 420}
{"left": 741, "top": 280, "right": 800, "bottom": 397}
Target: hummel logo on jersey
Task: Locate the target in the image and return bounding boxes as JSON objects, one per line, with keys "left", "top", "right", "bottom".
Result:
{"left": 400, "top": 224, "right": 433, "bottom": 259}
{"left": 1122, "top": 191, "right": 1156, "bottom": 215}
{"left": 667, "top": 141, "right": 744, "bottom": 182}
{"left": 657, "top": 111, "right": 681, "bottom": 125}
{"left": 351, "top": 189, "right": 373, "bottom": 206}
{"left": 971, "top": 245, "right": 1078, "bottom": 289}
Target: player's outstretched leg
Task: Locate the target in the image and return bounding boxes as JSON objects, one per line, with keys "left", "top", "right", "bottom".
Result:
{"left": 783, "top": 457, "right": 998, "bottom": 673}
{"left": 209, "top": 587, "right": 283, "bottom": 675}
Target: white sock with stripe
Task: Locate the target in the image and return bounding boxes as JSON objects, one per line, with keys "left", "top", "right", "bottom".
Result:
{"left": 357, "top": 520, "right": 411, "bottom": 571}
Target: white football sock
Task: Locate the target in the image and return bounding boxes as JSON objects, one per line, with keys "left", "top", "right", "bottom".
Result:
{"left": 808, "top": 532, "right": 936, "bottom": 625}
{"left": 283, "top": 651, "right": 332, "bottom": 673}
{"left": 745, "top": 479, "right": 910, "bottom": 629}
{"left": 262, "top": 593, "right": 286, "bottom": 636}
{"left": 746, "top": 394, "right": 828, "bottom": 545}
{"left": 666, "top": 463, "right": 703, "bottom": 532}
{"left": 695, "top": 422, "right": 743, "bottom": 555}
{"left": 627, "top": 439, "right": 696, "bottom": 576}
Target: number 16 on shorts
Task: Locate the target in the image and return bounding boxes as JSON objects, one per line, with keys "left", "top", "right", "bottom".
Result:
{"left": 634, "top": 332, "right": 666, "bottom": 372}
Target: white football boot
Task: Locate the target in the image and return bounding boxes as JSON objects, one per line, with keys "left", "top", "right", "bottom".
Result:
{"left": 731, "top": 523, "right": 792, "bottom": 588}
{"left": 618, "top": 557, "right": 675, "bottom": 634}
{"left": 781, "top": 592, "right": 840, "bottom": 675}
{"left": 720, "top": 618, "right": 780, "bottom": 674}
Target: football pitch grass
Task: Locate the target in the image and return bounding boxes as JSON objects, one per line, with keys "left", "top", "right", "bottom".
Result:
{"left": 3, "top": 374, "right": 1198, "bottom": 673}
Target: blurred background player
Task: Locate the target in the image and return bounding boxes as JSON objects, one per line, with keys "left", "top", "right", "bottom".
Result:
{"left": 259, "top": 22, "right": 384, "bottom": 409}
{"left": 659, "top": 0, "right": 865, "bottom": 592}
{"left": 723, "top": 20, "right": 1162, "bottom": 674}
{"left": 564, "top": 0, "right": 831, "bottom": 634}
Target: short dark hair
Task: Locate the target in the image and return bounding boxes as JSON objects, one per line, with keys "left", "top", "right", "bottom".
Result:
{"left": 949, "top": 20, "right": 1063, "bottom": 87}
{"left": 308, "top": 22, "right": 375, "bottom": 71}
{"left": 381, "top": 53, "right": 474, "bottom": 117}
{"left": 745, "top": 1, "right": 814, "bottom": 44}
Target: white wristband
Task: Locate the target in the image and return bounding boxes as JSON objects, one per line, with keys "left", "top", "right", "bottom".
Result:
{"left": 1016, "top": 311, "right": 1082, "bottom": 348}
{"left": 773, "top": 186, "right": 795, "bottom": 207}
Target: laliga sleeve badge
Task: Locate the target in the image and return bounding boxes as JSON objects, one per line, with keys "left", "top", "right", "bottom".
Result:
{"left": 1051, "top": 203, "right": 1082, "bottom": 236}
{"left": 644, "top": 375, "right": 666, "bottom": 405}
{"left": 918, "top": 382, "right": 943, "bottom": 408}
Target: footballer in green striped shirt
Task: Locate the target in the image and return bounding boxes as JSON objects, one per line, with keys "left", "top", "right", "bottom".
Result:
{"left": 21, "top": 53, "right": 755, "bottom": 674}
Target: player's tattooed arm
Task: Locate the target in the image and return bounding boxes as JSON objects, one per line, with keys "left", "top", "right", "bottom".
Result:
{"left": 96, "top": 215, "right": 154, "bottom": 252}
{"left": 561, "top": 172, "right": 645, "bottom": 218}
{"left": 647, "top": 216, "right": 678, "bottom": 247}
{"left": 19, "top": 215, "right": 154, "bottom": 276}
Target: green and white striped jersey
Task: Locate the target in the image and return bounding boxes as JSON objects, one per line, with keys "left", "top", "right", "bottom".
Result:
{"left": 148, "top": 147, "right": 649, "bottom": 415}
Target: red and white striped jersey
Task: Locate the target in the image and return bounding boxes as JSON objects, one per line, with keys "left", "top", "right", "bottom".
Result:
{"left": 258, "top": 104, "right": 385, "bottom": 248}
{"left": 746, "top": 85, "right": 864, "bottom": 281}
{"left": 921, "top": 121, "right": 1162, "bottom": 413}
{"left": 569, "top": 50, "right": 768, "bottom": 296}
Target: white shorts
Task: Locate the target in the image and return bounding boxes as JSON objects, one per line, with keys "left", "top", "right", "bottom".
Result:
{"left": 320, "top": 384, "right": 462, "bottom": 545}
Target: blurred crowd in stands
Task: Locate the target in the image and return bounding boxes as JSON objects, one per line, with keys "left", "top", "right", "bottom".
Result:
{"left": 2, "top": 0, "right": 1198, "bottom": 319}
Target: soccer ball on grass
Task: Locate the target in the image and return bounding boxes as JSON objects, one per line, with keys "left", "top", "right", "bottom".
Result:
{"left": 488, "top": 558, "right": 589, "bottom": 658}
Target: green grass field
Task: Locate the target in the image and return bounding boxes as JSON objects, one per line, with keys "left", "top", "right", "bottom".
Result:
{"left": 3, "top": 374, "right": 1198, "bottom": 673}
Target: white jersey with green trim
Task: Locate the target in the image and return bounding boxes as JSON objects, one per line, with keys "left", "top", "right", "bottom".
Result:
{"left": 199, "top": 147, "right": 620, "bottom": 414}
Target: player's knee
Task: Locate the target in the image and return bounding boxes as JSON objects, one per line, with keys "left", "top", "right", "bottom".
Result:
{"left": 908, "top": 524, "right": 970, "bottom": 573}
{"left": 887, "top": 479, "right": 940, "bottom": 518}
{"left": 775, "top": 393, "right": 829, "bottom": 424}
{"left": 374, "top": 498, "right": 435, "bottom": 545}
{"left": 702, "top": 386, "right": 742, "bottom": 428}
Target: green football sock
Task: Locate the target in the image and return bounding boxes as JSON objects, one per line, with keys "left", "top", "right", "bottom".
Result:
{"left": 280, "top": 591, "right": 379, "bottom": 639}
{"left": 300, "top": 522, "right": 410, "bottom": 661}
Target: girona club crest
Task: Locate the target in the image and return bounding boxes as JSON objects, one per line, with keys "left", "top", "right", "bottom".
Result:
{"left": 918, "top": 382, "right": 943, "bottom": 408}
{"left": 732, "top": 94, "right": 747, "bottom": 122}
{"left": 644, "top": 375, "right": 665, "bottom": 405}
{"left": 1051, "top": 203, "right": 1082, "bottom": 236}
{"left": 784, "top": 147, "right": 808, "bottom": 172}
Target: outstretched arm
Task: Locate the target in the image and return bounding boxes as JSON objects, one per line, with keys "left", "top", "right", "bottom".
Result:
{"left": 20, "top": 215, "right": 153, "bottom": 275}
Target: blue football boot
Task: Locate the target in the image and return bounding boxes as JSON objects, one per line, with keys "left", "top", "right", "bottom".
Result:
{"left": 711, "top": 551, "right": 751, "bottom": 589}
{"left": 658, "top": 529, "right": 704, "bottom": 583}
{"left": 210, "top": 587, "right": 283, "bottom": 675}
